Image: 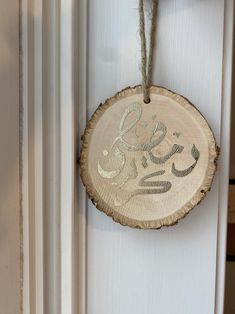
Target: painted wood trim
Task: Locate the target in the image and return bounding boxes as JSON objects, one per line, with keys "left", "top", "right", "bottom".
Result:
{"left": 77, "top": 0, "right": 88, "bottom": 313}
{"left": 22, "top": 0, "right": 44, "bottom": 313}
{"left": 42, "top": 0, "right": 61, "bottom": 312}
{"left": 22, "top": 0, "right": 76, "bottom": 313}
{"left": 215, "top": 1, "right": 234, "bottom": 313}
{"left": 21, "top": 1, "right": 30, "bottom": 312}
{"left": 60, "top": 0, "right": 75, "bottom": 312}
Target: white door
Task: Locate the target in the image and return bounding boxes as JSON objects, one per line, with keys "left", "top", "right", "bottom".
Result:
{"left": 78, "top": 1, "right": 233, "bottom": 314}
{"left": 21, "top": 0, "right": 234, "bottom": 314}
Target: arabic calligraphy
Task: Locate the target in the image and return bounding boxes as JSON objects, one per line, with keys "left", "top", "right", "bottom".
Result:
{"left": 97, "top": 102, "right": 200, "bottom": 207}
{"left": 172, "top": 144, "right": 200, "bottom": 177}
{"left": 97, "top": 146, "right": 125, "bottom": 179}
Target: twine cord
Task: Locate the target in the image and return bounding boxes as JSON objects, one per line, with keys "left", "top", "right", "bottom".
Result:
{"left": 139, "top": 0, "right": 158, "bottom": 103}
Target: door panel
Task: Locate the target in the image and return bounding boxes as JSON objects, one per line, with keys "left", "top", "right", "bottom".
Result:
{"left": 84, "top": 1, "right": 227, "bottom": 314}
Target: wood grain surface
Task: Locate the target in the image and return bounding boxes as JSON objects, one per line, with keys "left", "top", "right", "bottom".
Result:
{"left": 80, "top": 85, "right": 218, "bottom": 229}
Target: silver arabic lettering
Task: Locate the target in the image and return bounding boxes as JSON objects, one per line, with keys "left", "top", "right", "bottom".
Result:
{"left": 97, "top": 102, "right": 200, "bottom": 207}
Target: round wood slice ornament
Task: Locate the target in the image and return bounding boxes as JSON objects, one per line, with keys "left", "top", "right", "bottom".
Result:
{"left": 80, "top": 85, "right": 219, "bottom": 229}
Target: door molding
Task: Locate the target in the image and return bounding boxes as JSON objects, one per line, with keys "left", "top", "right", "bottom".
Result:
{"left": 215, "top": 1, "right": 234, "bottom": 313}
{"left": 21, "top": 0, "right": 76, "bottom": 313}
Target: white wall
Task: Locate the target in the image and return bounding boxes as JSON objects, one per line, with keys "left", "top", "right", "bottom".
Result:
{"left": 82, "top": 1, "right": 230, "bottom": 314}
{"left": 0, "top": 1, "right": 21, "bottom": 313}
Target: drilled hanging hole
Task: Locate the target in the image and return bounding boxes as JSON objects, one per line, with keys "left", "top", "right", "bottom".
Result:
{"left": 144, "top": 98, "right": 151, "bottom": 104}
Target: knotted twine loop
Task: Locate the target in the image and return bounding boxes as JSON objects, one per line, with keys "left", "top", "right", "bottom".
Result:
{"left": 139, "top": 0, "right": 158, "bottom": 103}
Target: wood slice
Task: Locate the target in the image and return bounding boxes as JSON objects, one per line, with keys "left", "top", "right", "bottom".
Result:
{"left": 80, "top": 85, "right": 219, "bottom": 229}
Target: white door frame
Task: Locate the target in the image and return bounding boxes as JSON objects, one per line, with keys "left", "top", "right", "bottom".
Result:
{"left": 21, "top": 0, "right": 75, "bottom": 313}
{"left": 215, "top": 1, "right": 234, "bottom": 311}
{"left": 21, "top": 0, "right": 234, "bottom": 313}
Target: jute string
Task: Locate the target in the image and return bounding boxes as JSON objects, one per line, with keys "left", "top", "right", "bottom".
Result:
{"left": 139, "top": 0, "right": 158, "bottom": 103}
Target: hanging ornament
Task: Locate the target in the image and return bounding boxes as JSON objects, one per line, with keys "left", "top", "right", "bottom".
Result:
{"left": 79, "top": 0, "right": 219, "bottom": 229}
